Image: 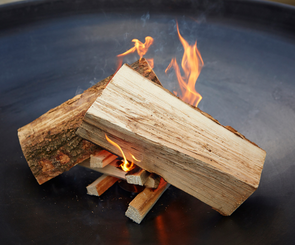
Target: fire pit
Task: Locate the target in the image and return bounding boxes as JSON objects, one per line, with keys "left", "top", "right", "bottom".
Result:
{"left": 1, "top": 0, "right": 295, "bottom": 244}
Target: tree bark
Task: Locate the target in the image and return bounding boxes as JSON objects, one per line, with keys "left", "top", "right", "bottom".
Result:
{"left": 18, "top": 58, "right": 161, "bottom": 184}
{"left": 77, "top": 64, "right": 266, "bottom": 216}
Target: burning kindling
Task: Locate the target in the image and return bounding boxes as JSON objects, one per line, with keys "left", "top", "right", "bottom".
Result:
{"left": 17, "top": 26, "right": 265, "bottom": 223}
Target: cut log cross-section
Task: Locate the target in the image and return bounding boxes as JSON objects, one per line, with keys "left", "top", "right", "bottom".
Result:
{"left": 18, "top": 58, "right": 161, "bottom": 184}
{"left": 77, "top": 64, "right": 266, "bottom": 216}
{"left": 126, "top": 167, "right": 150, "bottom": 186}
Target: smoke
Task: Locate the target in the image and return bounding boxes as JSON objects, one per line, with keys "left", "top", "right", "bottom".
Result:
{"left": 141, "top": 12, "right": 150, "bottom": 27}
{"left": 75, "top": 86, "right": 84, "bottom": 96}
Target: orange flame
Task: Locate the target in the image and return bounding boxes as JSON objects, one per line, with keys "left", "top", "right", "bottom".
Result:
{"left": 105, "top": 134, "right": 137, "bottom": 172}
{"left": 117, "top": 36, "right": 154, "bottom": 70}
{"left": 165, "top": 22, "right": 204, "bottom": 107}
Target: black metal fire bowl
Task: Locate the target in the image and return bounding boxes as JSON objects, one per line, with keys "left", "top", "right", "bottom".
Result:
{"left": 0, "top": 0, "right": 295, "bottom": 244}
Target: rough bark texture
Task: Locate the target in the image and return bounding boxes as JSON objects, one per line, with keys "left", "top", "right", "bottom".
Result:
{"left": 77, "top": 64, "right": 266, "bottom": 216}
{"left": 18, "top": 58, "right": 161, "bottom": 184}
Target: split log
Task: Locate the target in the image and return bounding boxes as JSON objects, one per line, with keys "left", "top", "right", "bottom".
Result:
{"left": 126, "top": 167, "right": 149, "bottom": 186}
{"left": 77, "top": 64, "right": 266, "bottom": 216}
{"left": 125, "top": 179, "right": 169, "bottom": 224}
{"left": 80, "top": 158, "right": 126, "bottom": 180}
{"left": 90, "top": 150, "right": 117, "bottom": 168}
{"left": 17, "top": 58, "right": 161, "bottom": 184}
{"left": 86, "top": 174, "right": 119, "bottom": 196}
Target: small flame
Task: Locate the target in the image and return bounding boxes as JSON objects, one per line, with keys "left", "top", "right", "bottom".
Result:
{"left": 105, "top": 134, "right": 137, "bottom": 172}
{"left": 116, "top": 36, "right": 154, "bottom": 70}
{"left": 165, "top": 22, "right": 204, "bottom": 107}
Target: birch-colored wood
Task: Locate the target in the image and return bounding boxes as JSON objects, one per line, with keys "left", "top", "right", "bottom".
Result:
{"left": 126, "top": 167, "right": 150, "bottom": 186}
{"left": 17, "top": 58, "right": 161, "bottom": 184}
{"left": 77, "top": 64, "right": 266, "bottom": 216}
{"left": 125, "top": 179, "right": 169, "bottom": 224}
{"left": 80, "top": 158, "right": 126, "bottom": 180}
{"left": 80, "top": 159, "right": 160, "bottom": 188}
{"left": 86, "top": 174, "right": 119, "bottom": 196}
{"left": 90, "top": 150, "right": 117, "bottom": 168}
{"left": 144, "top": 173, "right": 161, "bottom": 189}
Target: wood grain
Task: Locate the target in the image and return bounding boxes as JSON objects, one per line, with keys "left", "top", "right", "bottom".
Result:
{"left": 144, "top": 173, "right": 161, "bottom": 188}
{"left": 80, "top": 158, "right": 126, "bottom": 180}
{"left": 126, "top": 167, "right": 150, "bottom": 186}
{"left": 86, "top": 174, "right": 118, "bottom": 196}
{"left": 90, "top": 150, "right": 117, "bottom": 168}
{"left": 125, "top": 179, "right": 169, "bottom": 224}
{"left": 77, "top": 64, "right": 266, "bottom": 215}
{"left": 18, "top": 58, "right": 160, "bottom": 184}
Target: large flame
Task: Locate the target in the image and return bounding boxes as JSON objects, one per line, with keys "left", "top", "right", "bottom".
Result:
{"left": 105, "top": 134, "right": 137, "bottom": 172}
{"left": 117, "top": 36, "right": 154, "bottom": 70}
{"left": 165, "top": 22, "right": 204, "bottom": 107}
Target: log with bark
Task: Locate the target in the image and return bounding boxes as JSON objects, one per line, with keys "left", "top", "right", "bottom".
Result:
{"left": 17, "top": 58, "right": 161, "bottom": 184}
{"left": 77, "top": 64, "right": 266, "bottom": 216}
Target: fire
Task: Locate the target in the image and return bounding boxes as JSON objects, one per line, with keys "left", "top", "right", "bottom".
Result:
{"left": 105, "top": 134, "right": 137, "bottom": 172}
{"left": 165, "top": 22, "right": 204, "bottom": 107}
{"left": 117, "top": 36, "right": 154, "bottom": 70}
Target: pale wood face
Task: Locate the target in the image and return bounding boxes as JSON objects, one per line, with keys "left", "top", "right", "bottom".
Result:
{"left": 77, "top": 64, "right": 266, "bottom": 216}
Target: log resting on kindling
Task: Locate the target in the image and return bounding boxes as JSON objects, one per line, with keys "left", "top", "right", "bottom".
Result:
{"left": 77, "top": 64, "right": 266, "bottom": 216}
{"left": 17, "top": 58, "right": 161, "bottom": 185}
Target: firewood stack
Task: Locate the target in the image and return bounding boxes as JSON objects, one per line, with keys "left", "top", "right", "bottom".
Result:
{"left": 18, "top": 58, "right": 266, "bottom": 224}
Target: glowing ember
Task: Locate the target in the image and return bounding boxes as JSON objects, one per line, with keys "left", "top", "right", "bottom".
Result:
{"left": 105, "top": 134, "right": 137, "bottom": 172}
{"left": 165, "top": 22, "right": 204, "bottom": 107}
{"left": 117, "top": 36, "right": 154, "bottom": 70}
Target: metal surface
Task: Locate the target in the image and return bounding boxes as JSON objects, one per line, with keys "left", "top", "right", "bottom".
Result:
{"left": 0, "top": 0, "right": 295, "bottom": 244}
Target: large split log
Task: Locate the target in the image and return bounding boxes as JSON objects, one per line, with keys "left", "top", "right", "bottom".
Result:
{"left": 18, "top": 59, "right": 161, "bottom": 184}
{"left": 77, "top": 64, "right": 266, "bottom": 216}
